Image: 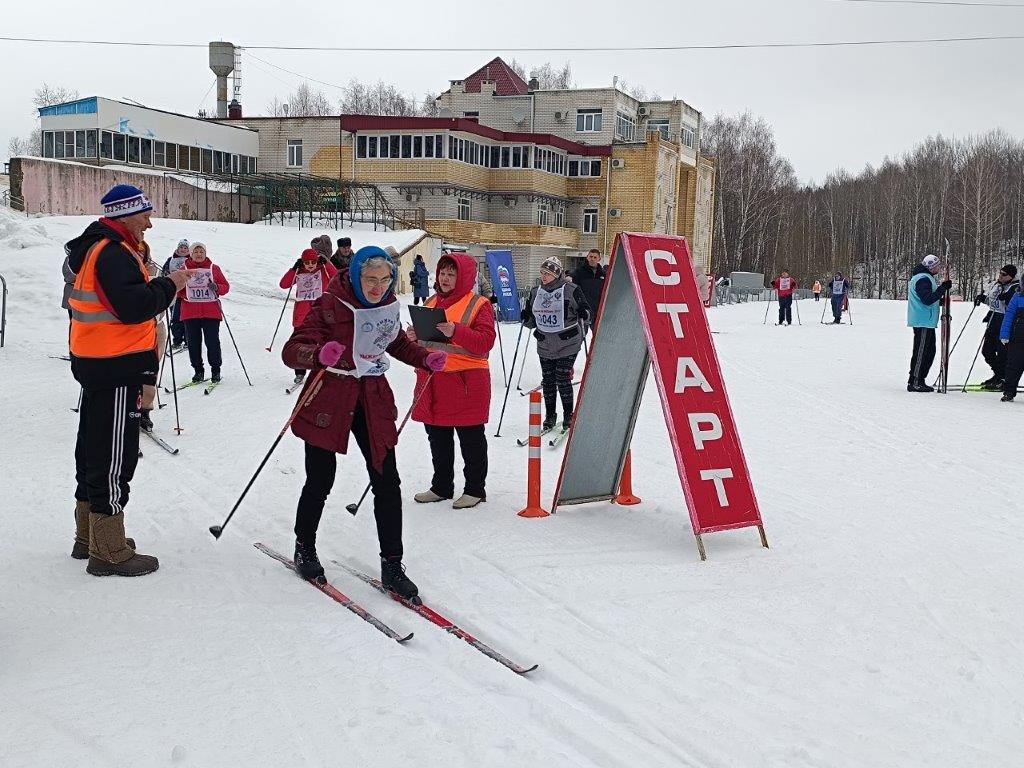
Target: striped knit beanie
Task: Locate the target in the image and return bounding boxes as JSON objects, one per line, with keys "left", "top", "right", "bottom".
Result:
{"left": 101, "top": 184, "right": 153, "bottom": 219}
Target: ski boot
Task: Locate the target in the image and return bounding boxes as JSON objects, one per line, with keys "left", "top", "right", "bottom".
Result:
{"left": 293, "top": 540, "right": 325, "bottom": 582}
{"left": 381, "top": 557, "right": 420, "bottom": 604}
{"left": 211, "top": 368, "right": 222, "bottom": 384}
{"left": 139, "top": 409, "right": 154, "bottom": 433}
{"left": 562, "top": 413, "right": 574, "bottom": 431}
{"left": 192, "top": 369, "right": 205, "bottom": 384}
{"left": 907, "top": 379, "right": 934, "bottom": 393}
{"left": 293, "top": 371, "right": 306, "bottom": 385}
{"left": 1001, "top": 394, "right": 1015, "bottom": 403}
{"left": 982, "top": 377, "right": 1004, "bottom": 391}
{"left": 542, "top": 413, "right": 557, "bottom": 432}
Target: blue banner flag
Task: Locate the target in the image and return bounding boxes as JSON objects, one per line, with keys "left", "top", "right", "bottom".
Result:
{"left": 485, "top": 249, "right": 520, "bottom": 322}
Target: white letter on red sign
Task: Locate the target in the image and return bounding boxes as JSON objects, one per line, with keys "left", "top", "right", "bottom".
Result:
{"left": 656, "top": 303, "right": 689, "bottom": 338}
{"left": 675, "top": 357, "right": 712, "bottom": 393}
{"left": 699, "top": 468, "right": 734, "bottom": 506}
{"left": 644, "top": 250, "right": 680, "bottom": 286}
{"left": 688, "top": 413, "right": 722, "bottom": 450}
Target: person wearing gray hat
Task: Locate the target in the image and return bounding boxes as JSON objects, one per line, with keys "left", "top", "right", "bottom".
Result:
{"left": 973, "top": 264, "right": 1020, "bottom": 390}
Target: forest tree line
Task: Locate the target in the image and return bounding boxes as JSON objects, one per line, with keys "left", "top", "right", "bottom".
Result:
{"left": 702, "top": 113, "right": 1024, "bottom": 298}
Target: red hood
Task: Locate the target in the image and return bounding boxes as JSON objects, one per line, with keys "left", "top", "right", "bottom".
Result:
{"left": 434, "top": 251, "right": 478, "bottom": 309}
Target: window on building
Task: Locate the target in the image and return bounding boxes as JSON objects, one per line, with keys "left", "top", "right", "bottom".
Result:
{"left": 457, "top": 198, "right": 471, "bottom": 221}
{"left": 100, "top": 131, "right": 112, "bottom": 159}
{"left": 287, "top": 139, "right": 303, "bottom": 167}
{"left": 53, "top": 132, "right": 65, "bottom": 159}
{"left": 86, "top": 130, "right": 97, "bottom": 158}
{"left": 202, "top": 149, "right": 213, "bottom": 173}
{"left": 126, "top": 136, "right": 139, "bottom": 164}
{"left": 141, "top": 138, "right": 152, "bottom": 166}
{"left": 74, "top": 130, "right": 86, "bottom": 158}
{"left": 190, "top": 146, "right": 201, "bottom": 171}
{"left": 367, "top": 136, "right": 378, "bottom": 158}
{"left": 464, "top": 111, "right": 479, "bottom": 117}
{"left": 380, "top": 135, "right": 390, "bottom": 158}
{"left": 113, "top": 133, "right": 126, "bottom": 162}
{"left": 647, "top": 119, "right": 670, "bottom": 141}
{"left": 424, "top": 135, "right": 434, "bottom": 158}
{"left": 537, "top": 201, "right": 549, "bottom": 226}
{"left": 583, "top": 208, "right": 598, "bottom": 234}
{"left": 390, "top": 136, "right": 400, "bottom": 157}
{"left": 401, "top": 135, "right": 412, "bottom": 159}
{"left": 555, "top": 207, "right": 565, "bottom": 228}
{"left": 490, "top": 146, "right": 500, "bottom": 167}
{"left": 681, "top": 125, "right": 695, "bottom": 149}
{"left": 357, "top": 135, "right": 367, "bottom": 158}
{"left": 435, "top": 135, "right": 444, "bottom": 158}
{"left": 165, "top": 143, "right": 176, "bottom": 169}
{"left": 413, "top": 135, "right": 423, "bottom": 158}
{"left": 576, "top": 108, "right": 602, "bottom": 132}
{"left": 615, "top": 110, "right": 637, "bottom": 141}
{"left": 64, "top": 131, "right": 76, "bottom": 158}
{"left": 42, "top": 132, "right": 55, "bottom": 158}
{"left": 213, "top": 151, "right": 222, "bottom": 174}
{"left": 154, "top": 141, "right": 166, "bottom": 168}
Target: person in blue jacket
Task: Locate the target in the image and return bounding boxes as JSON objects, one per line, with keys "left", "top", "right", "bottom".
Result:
{"left": 998, "top": 285, "right": 1024, "bottom": 402}
{"left": 906, "top": 254, "right": 953, "bottom": 392}
{"left": 410, "top": 254, "right": 430, "bottom": 305}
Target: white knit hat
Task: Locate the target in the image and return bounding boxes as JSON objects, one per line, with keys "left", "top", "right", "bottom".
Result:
{"left": 922, "top": 254, "right": 940, "bottom": 268}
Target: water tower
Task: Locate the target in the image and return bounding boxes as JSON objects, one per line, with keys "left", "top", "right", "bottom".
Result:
{"left": 209, "top": 41, "right": 235, "bottom": 118}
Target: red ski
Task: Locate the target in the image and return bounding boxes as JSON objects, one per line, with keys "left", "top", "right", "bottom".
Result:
{"left": 333, "top": 560, "right": 538, "bottom": 676}
{"left": 255, "top": 543, "right": 412, "bottom": 643}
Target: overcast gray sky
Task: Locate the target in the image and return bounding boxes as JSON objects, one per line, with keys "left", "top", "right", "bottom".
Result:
{"left": 2, "top": 0, "right": 1021, "bottom": 183}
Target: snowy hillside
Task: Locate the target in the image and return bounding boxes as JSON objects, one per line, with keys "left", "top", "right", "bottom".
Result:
{"left": 1, "top": 210, "right": 1022, "bottom": 767}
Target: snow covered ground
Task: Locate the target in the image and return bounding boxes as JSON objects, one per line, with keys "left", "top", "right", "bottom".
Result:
{"left": 1, "top": 211, "right": 1022, "bottom": 767}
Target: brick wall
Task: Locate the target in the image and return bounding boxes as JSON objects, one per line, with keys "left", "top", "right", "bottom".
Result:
{"left": 227, "top": 117, "right": 340, "bottom": 175}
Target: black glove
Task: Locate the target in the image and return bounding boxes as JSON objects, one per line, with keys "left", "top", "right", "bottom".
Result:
{"left": 520, "top": 308, "right": 530, "bottom": 322}
{"left": 940, "top": 279, "right": 953, "bottom": 292}
{"left": 489, "top": 294, "right": 498, "bottom": 304}
{"left": 293, "top": 258, "right": 303, "bottom": 271}
{"left": 974, "top": 293, "right": 986, "bottom": 307}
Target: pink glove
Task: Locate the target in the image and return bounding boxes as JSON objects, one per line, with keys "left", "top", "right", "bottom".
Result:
{"left": 425, "top": 351, "right": 447, "bottom": 372}
{"left": 318, "top": 341, "right": 346, "bottom": 367}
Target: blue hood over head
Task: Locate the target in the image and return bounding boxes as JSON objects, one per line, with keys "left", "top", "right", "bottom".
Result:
{"left": 349, "top": 245, "right": 397, "bottom": 307}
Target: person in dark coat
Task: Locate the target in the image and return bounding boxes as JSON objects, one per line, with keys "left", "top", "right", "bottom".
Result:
{"left": 974, "top": 264, "right": 1020, "bottom": 390}
{"left": 411, "top": 255, "right": 430, "bottom": 305}
{"left": 406, "top": 252, "right": 496, "bottom": 509}
{"left": 570, "top": 249, "right": 606, "bottom": 335}
{"left": 331, "top": 237, "right": 353, "bottom": 272}
{"left": 281, "top": 246, "right": 446, "bottom": 600}
{"left": 998, "top": 286, "right": 1024, "bottom": 402}
{"left": 161, "top": 238, "right": 191, "bottom": 348}
{"left": 827, "top": 272, "right": 851, "bottom": 324}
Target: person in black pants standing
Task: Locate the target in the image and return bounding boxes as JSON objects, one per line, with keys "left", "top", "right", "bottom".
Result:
{"left": 974, "top": 264, "right": 1020, "bottom": 390}
{"left": 570, "top": 248, "right": 606, "bottom": 335}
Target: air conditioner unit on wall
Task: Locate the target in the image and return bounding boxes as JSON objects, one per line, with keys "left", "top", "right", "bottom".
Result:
{"left": 554, "top": 110, "right": 566, "bottom": 122}
{"left": 611, "top": 158, "right": 625, "bottom": 169}
{"left": 637, "top": 106, "right": 649, "bottom": 117}
{"left": 609, "top": 208, "right": 622, "bottom": 217}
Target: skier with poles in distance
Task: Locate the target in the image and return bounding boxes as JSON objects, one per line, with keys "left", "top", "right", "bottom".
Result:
{"left": 907, "top": 254, "right": 953, "bottom": 393}
{"left": 178, "top": 242, "right": 230, "bottom": 385}
{"left": 138, "top": 236, "right": 167, "bottom": 434}
{"left": 281, "top": 246, "right": 447, "bottom": 598}
{"left": 812, "top": 280, "right": 822, "bottom": 301}
{"left": 521, "top": 257, "right": 591, "bottom": 433}
{"left": 771, "top": 270, "right": 798, "bottom": 325}
{"left": 405, "top": 252, "right": 496, "bottom": 510}
{"left": 998, "top": 284, "right": 1024, "bottom": 402}
{"left": 279, "top": 248, "right": 337, "bottom": 386}
{"left": 827, "top": 272, "right": 851, "bottom": 324}
{"left": 974, "top": 264, "right": 1020, "bottom": 391}
{"left": 410, "top": 254, "right": 430, "bottom": 306}
{"left": 161, "top": 238, "right": 191, "bottom": 350}
{"left": 65, "top": 183, "right": 194, "bottom": 576}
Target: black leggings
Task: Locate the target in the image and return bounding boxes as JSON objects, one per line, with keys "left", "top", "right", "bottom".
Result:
{"left": 293, "top": 405, "right": 403, "bottom": 559}
{"left": 184, "top": 318, "right": 222, "bottom": 373}
{"left": 540, "top": 353, "right": 578, "bottom": 419}
{"left": 425, "top": 424, "right": 487, "bottom": 499}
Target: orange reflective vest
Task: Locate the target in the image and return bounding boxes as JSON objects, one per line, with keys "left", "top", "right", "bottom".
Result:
{"left": 423, "top": 292, "right": 489, "bottom": 372}
{"left": 69, "top": 238, "right": 157, "bottom": 359}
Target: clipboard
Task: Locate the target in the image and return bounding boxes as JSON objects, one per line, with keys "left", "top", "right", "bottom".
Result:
{"left": 408, "top": 304, "right": 448, "bottom": 343}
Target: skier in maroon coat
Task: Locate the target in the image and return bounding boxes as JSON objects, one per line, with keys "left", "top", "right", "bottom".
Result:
{"left": 281, "top": 246, "right": 446, "bottom": 600}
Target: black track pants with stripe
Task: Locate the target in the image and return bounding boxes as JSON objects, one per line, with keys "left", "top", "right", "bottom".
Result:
{"left": 539, "top": 353, "right": 578, "bottom": 419}
{"left": 75, "top": 385, "right": 142, "bottom": 516}
{"left": 908, "top": 327, "right": 936, "bottom": 385}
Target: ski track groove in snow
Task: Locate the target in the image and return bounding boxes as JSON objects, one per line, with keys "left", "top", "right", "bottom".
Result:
{"left": 2, "top": 211, "right": 1023, "bottom": 766}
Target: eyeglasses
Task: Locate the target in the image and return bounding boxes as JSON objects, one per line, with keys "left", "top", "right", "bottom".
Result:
{"left": 361, "top": 276, "right": 393, "bottom": 288}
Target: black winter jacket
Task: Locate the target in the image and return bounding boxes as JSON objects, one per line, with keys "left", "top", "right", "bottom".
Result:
{"left": 65, "top": 220, "right": 177, "bottom": 388}
{"left": 570, "top": 263, "right": 606, "bottom": 319}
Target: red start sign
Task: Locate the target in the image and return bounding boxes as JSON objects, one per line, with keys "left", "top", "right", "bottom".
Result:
{"left": 623, "top": 234, "right": 764, "bottom": 545}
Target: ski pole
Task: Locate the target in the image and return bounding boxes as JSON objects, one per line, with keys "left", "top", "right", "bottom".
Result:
{"left": 494, "top": 322, "right": 527, "bottom": 438}
{"left": 496, "top": 318, "right": 508, "bottom": 388}
{"left": 763, "top": 289, "right": 774, "bottom": 325}
{"left": 931, "top": 300, "right": 978, "bottom": 388}
{"left": 155, "top": 333, "right": 169, "bottom": 410}
{"left": 847, "top": 295, "right": 854, "bottom": 326}
{"left": 795, "top": 294, "right": 802, "bottom": 325}
{"left": 266, "top": 282, "right": 293, "bottom": 352}
{"left": 960, "top": 312, "right": 999, "bottom": 392}
{"left": 216, "top": 298, "right": 253, "bottom": 387}
{"left": 72, "top": 386, "right": 83, "bottom": 413}
{"left": 210, "top": 369, "right": 326, "bottom": 539}
{"left": 165, "top": 310, "right": 183, "bottom": 434}
{"left": 820, "top": 297, "right": 828, "bottom": 324}
{"left": 516, "top": 332, "right": 532, "bottom": 391}
{"left": 347, "top": 372, "right": 434, "bottom": 516}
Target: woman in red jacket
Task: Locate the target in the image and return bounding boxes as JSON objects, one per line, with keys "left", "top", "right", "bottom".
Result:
{"left": 282, "top": 246, "right": 446, "bottom": 601}
{"left": 406, "top": 252, "right": 496, "bottom": 509}
{"left": 279, "top": 248, "right": 338, "bottom": 385}
{"left": 178, "top": 242, "right": 230, "bottom": 383}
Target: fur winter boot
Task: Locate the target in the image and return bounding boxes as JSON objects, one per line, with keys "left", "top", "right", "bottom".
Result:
{"left": 86, "top": 513, "right": 158, "bottom": 577}
{"left": 72, "top": 501, "right": 134, "bottom": 559}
